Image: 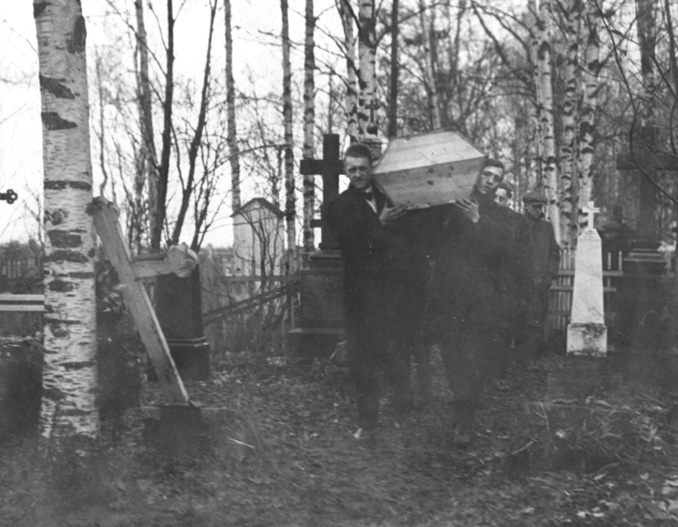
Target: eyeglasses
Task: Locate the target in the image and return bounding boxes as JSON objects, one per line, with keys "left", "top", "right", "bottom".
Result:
{"left": 528, "top": 203, "right": 545, "bottom": 209}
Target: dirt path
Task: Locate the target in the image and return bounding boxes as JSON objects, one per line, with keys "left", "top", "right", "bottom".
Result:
{"left": 2, "top": 353, "right": 678, "bottom": 526}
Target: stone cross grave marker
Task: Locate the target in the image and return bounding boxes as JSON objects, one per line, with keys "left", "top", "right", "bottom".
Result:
{"left": 299, "top": 133, "right": 343, "bottom": 251}
{"left": 567, "top": 201, "right": 607, "bottom": 357}
{"left": 88, "top": 197, "right": 190, "bottom": 404}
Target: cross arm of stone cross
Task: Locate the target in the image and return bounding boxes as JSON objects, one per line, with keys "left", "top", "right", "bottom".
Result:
{"left": 132, "top": 244, "right": 198, "bottom": 280}
{"left": 584, "top": 201, "right": 600, "bottom": 231}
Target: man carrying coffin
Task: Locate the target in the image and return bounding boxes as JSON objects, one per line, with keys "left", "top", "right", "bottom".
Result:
{"left": 424, "top": 158, "right": 532, "bottom": 447}
{"left": 326, "top": 143, "right": 427, "bottom": 441}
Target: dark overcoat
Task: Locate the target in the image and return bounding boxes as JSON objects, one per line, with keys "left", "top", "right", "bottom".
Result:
{"left": 425, "top": 193, "right": 533, "bottom": 337}
{"left": 526, "top": 217, "right": 561, "bottom": 326}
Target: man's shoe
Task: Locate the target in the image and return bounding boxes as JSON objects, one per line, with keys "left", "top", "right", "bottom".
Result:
{"left": 353, "top": 427, "right": 377, "bottom": 442}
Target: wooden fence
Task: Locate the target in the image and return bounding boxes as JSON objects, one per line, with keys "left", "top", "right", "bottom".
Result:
{"left": 547, "top": 248, "right": 624, "bottom": 336}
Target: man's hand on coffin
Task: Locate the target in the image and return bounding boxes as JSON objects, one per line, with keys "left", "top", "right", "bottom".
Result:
{"left": 453, "top": 198, "right": 480, "bottom": 223}
{"left": 379, "top": 204, "right": 406, "bottom": 225}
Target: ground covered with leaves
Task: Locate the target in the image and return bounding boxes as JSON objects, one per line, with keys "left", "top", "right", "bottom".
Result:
{"left": 2, "top": 351, "right": 678, "bottom": 527}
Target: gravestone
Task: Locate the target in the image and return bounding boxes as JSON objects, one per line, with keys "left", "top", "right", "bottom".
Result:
{"left": 288, "top": 134, "right": 346, "bottom": 357}
{"left": 615, "top": 125, "right": 677, "bottom": 349}
{"left": 567, "top": 202, "right": 607, "bottom": 357}
{"left": 155, "top": 263, "right": 211, "bottom": 380}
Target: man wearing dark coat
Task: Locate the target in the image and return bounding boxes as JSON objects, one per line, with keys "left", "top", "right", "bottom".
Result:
{"left": 325, "top": 143, "right": 421, "bottom": 440}
{"left": 424, "top": 159, "right": 532, "bottom": 446}
{"left": 520, "top": 190, "right": 561, "bottom": 363}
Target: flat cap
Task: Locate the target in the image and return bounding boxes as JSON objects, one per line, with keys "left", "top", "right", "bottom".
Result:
{"left": 522, "top": 190, "right": 548, "bottom": 204}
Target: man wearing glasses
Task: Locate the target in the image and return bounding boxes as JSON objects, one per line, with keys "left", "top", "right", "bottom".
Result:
{"left": 520, "top": 190, "right": 561, "bottom": 365}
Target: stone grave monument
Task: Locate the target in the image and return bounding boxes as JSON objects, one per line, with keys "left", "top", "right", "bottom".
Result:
{"left": 566, "top": 201, "right": 607, "bottom": 357}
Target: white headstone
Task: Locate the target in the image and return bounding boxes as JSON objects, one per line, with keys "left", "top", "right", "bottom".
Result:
{"left": 567, "top": 201, "right": 607, "bottom": 356}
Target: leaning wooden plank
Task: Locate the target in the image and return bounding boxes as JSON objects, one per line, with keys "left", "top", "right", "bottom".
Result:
{"left": 88, "top": 197, "right": 189, "bottom": 404}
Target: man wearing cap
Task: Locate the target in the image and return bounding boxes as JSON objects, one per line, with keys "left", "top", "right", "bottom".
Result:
{"left": 520, "top": 190, "right": 561, "bottom": 364}
{"left": 326, "top": 143, "right": 427, "bottom": 441}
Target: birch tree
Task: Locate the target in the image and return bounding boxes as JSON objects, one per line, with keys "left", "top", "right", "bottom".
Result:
{"left": 281, "top": 0, "right": 297, "bottom": 270}
{"left": 135, "top": 0, "right": 157, "bottom": 253}
{"left": 337, "top": 0, "right": 359, "bottom": 140}
{"left": 387, "top": 0, "right": 400, "bottom": 137}
{"left": 225, "top": 0, "right": 241, "bottom": 213}
{"left": 34, "top": 0, "right": 98, "bottom": 440}
{"left": 576, "top": 0, "right": 602, "bottom": 233}
{"left": 358, "top": 0, "right": 378, "bottom": 137}
{"left": 534, "top": 0, "right": 561, "bottom": 244}
{"left": 302, "top": 0, "right": 316, "bottom": 252}
{"left": 558, "top": 0, "right": 582, "bottom": 247}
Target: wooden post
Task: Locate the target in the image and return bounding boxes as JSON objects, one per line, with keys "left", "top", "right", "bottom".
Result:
{"left": 88, "top": 197, "right": 189, "bottom": 405}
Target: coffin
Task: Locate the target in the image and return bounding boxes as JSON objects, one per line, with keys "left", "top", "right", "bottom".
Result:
{"left": 372, "top": 130, "right": 486, "bottom": 210}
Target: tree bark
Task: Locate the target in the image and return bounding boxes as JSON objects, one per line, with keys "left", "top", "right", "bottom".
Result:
{"left": 34, "top": 0, "right": 98, "bottom": 440}
{"left": 337, "top": 0, "right": 359, "bottom": 141}
{"left": 151, "top": 0, "right": 176, "bottom": 251}
{"left": 170, "top": 1, "right": 217, "bottom": 246}
{"left": 576, "top": 0, "right": 602, "bottom": 233}
{"left": 281, "top": 0, "right": 297, "bottom": 270}
{"left": 225, "top": 0, "right": 241, "bottom": 213}
{"left": 635, "top": 0, "right": 659, "bottom": 126}
{"left": 358, "top": 0, "right": 378, "bottom": 137}
{"left": 558, "top": 0, "right": 581, "bottom": 248}
{"left": 387, "top": 0, "right": 400, "bottom": 138}
{"left": 302, "top": 0, "right": 316, "bottom": 252}
{"left": 536, "top": 0, "right": 561, "bottom": 244}
{"left": 135, "top": 0, "right": 157, "bottom": 254}
{"left": 418, "top": 0, "right": 441, "bottom": 129}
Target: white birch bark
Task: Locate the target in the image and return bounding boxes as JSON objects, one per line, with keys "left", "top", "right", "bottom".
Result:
{"left": 576, "top": 0, "right": 602, "bottom": 233}
{"left": 558, "top": 0, "right": 581, "bottom": 248}
{"left": 529, "top": 0, "right": 544, "bottom": 180}
{"left": 225, "top": 0, "right": 241, "bottom": 212}
{"left": 358, "top": 0, "right": 377, "bottom": 137}
{"left": 537, "top": 0, "right": 561, "bottom": 244}
{"left": 34, "top": 0, "right": 98, "bottom": 440}
{"left": 135, "top": 0, "right": 156, "bottom": 254}
{"left": 302, "top": 0, "right": 316, "bottom": 252}
{"left": 281, "top": 0, "right": 297, "bottom": 270}
{"left": 337, "top": 0, "right": 359, "bottom": 140}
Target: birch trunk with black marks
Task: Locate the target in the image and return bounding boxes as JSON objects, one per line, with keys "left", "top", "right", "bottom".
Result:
{"left": 558, "top": 0, "right": 581, "bottom": 248}
{"left": 576, "top": 0, "right": 602, "bottom": 233}
{"left": 418, "top": 0, "right": 441, "bottom": 129}
{"left": 135, "top": 0, "right": 157, "bottom": 254}
{"left": 225, "top": 0, "right": 241, "bottom": 212}
{"left": 337, "top": 0, "right": 359, "bottom": 140}
{"left": 536, "top": 0, "right": 561, "bottom": 244}
{"left": 302, "top": 0, "right": 316, "bottom": 252}
{"left": 528, "top": 0, "right": 544, "bottom": 180}
{"left": 358, "top": 0, "right": 377, "bottom": 137}
{"left": 34, "top": 0, "right": 98, "bottom": 440}
{"left": 387, "top": 0, "right": 400, "bottom": 137}
{"left": 281, "top": 0, "right": 297, "bottom": 270}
